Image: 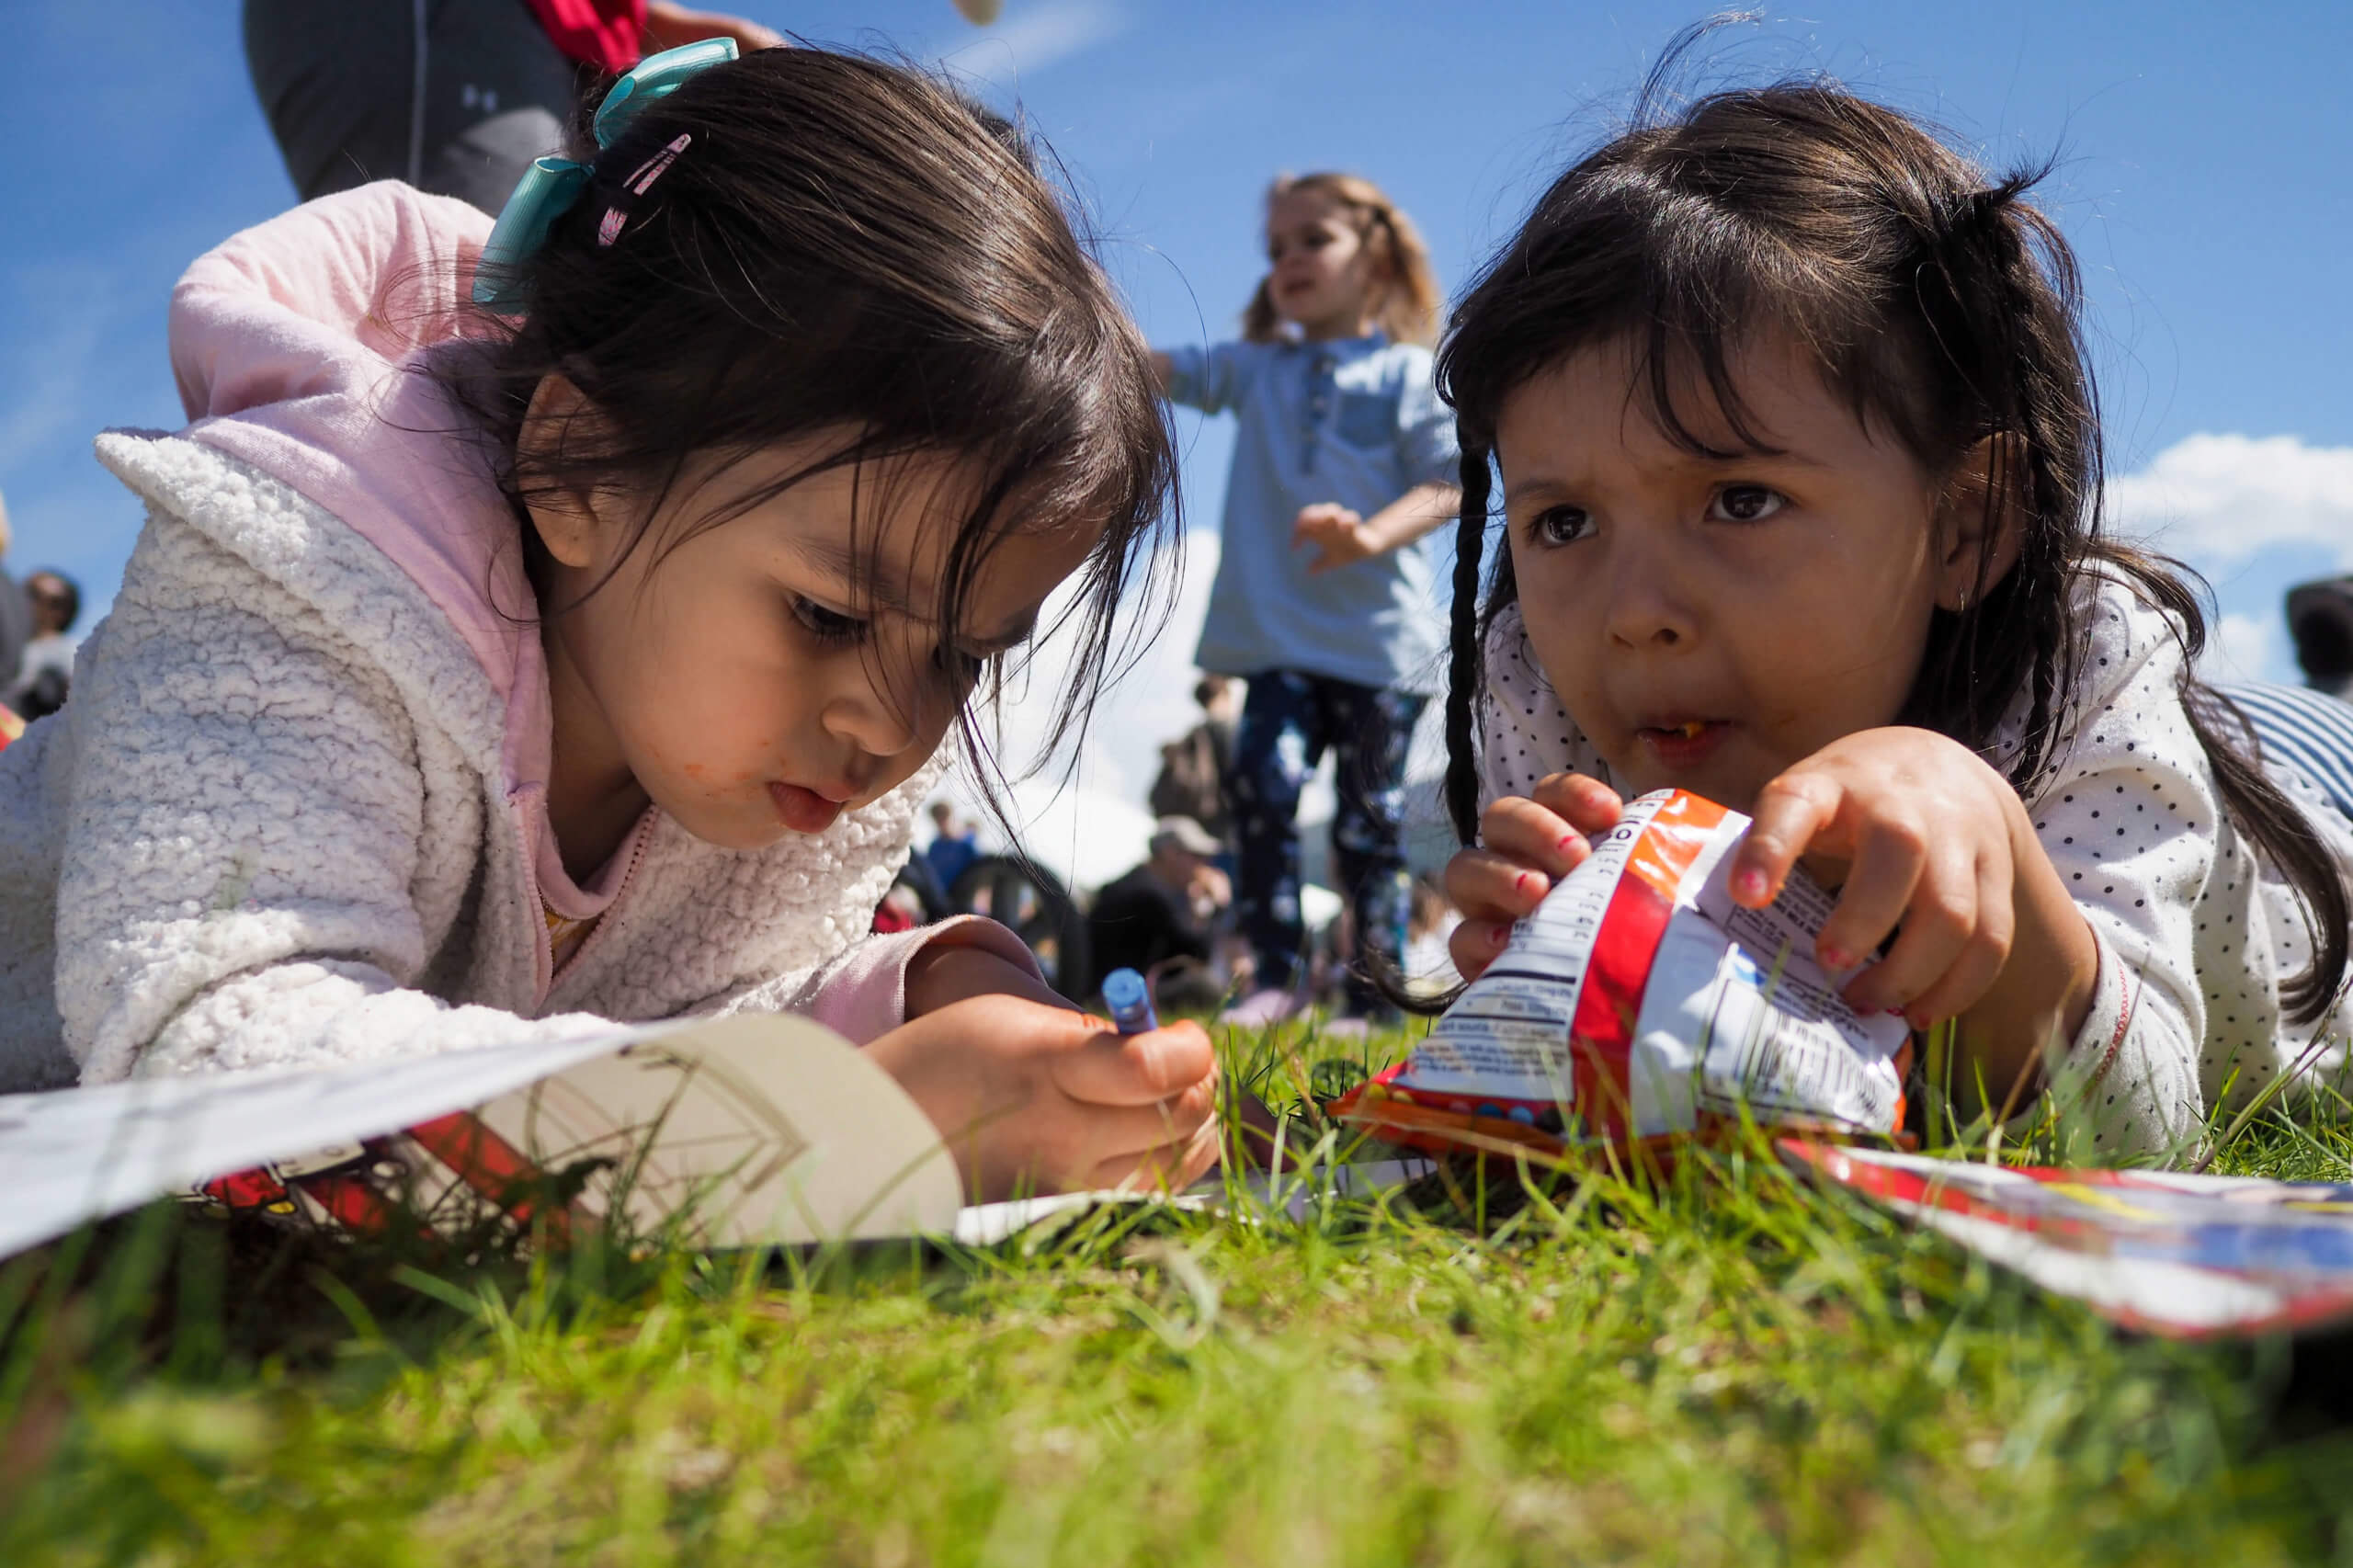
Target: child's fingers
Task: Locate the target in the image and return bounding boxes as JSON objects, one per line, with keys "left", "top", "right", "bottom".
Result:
{"left": 1444, "top": 846, "right": 1557, "bottom": 925}
{"left": 1894, "top": 850, "right": 2017, "bottom": 1028}
{"left": 1091, "top": 1113, "right": 1224, "bottom": 1194}
{"left": 1525, "top": 772, "right": 1624, "bottom": 836}
{"left": 1069, "top": 1074, "right": 1222, "bottom": 1162}
{"left": 1449, "top": 918, "right": 1512, "bottom": 982}
{"left": 1051, "top": 1021, "right": 1216, "bottom": 1108}
{"left": 1727, "top": 772, "right": 1844, "bottom": 907}
{"left": 1476, "top": 795, "right": 1594, "bottom": 880}
{"left": 1813, "top": 812, "right": 1937, "bottom": 974}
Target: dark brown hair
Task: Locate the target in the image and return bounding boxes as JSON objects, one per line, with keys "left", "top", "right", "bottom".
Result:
{"left": 1436, "top": 66, "right": 2350, "bottom": 1023}
{"left": 439, "top": 46, "right": 1178, "bottom": 788}
{"left": 1242, "top": 172, "right": 1441, "bottom": 347}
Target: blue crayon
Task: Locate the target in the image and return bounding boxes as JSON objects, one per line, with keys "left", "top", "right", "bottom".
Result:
{"left": 1102, "top": 968, "right": 1158, "bottom": 1034}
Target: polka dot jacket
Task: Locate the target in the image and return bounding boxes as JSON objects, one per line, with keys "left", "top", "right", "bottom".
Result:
{"left": 1476, "top": 578, "right": 2353, "bottom": 1162}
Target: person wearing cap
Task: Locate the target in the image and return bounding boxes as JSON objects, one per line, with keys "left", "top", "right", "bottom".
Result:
{"left": 1085, "top": 817, "right": 1230, "bottom": 1007}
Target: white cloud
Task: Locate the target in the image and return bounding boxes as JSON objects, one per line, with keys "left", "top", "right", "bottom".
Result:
{"left": 939, "top": 0, "right": 1134, "bottom": 87}
{"left": 2109, "top": 433, "right": 2353, "bottom": 571}
{"left": 2201, "top": 612, "right": 2279, "bottom": 687}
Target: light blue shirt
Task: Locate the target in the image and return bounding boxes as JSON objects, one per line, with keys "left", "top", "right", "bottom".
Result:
{"left": 1164, "top": 334, "right": 1457, "bottom": 693}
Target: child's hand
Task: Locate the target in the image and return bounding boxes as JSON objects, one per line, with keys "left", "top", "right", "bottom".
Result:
{"left": 865, "top": 994, "right": 1222, "bottom": 1202}
{"left": 1724, "top": 728, "right": 2097, "bottom": 1085}
{"left": 1441, "top": 772, "right": 1625, "bottom": 982}
{"left": 1291, "top": 503, "right": 1375, "bottom": 573}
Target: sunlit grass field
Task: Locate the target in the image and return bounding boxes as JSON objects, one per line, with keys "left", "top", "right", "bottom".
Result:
{"left": 8, "top": 1019, "right": 2353, "bottom": 1566}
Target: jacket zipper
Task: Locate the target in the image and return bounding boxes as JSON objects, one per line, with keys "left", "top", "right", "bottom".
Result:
{"left": 543, "top": 811, "right": 655, "bottom": 1001}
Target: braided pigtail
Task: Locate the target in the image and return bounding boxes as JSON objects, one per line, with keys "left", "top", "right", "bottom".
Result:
{"left": 1443, "top": 442, "right": 1494, "bottom": 846}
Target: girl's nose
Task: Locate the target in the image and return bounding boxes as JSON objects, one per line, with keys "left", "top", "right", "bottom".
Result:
{"left": 820, "top": 673, "right": 925, "bottom": 759}
{"left": 820, "top": 647, "right": 963, "bottom": 760}
{"left": 1601, "top": 529, "right": 1699, "bottom": 651}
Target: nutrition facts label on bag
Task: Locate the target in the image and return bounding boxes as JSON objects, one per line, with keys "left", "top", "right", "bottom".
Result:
{"left": 1635, "top": 897, "right": 1907, "bottom": 1135}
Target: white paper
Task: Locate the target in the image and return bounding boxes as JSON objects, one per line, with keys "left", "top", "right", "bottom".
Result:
{"left": 0, "top": 1014, "right": 962, "bottom": 1258}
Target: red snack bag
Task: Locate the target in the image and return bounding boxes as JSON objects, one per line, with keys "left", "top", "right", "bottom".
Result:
{"left": 1333, "top": 790, "right": 1911, "bottom": 1160}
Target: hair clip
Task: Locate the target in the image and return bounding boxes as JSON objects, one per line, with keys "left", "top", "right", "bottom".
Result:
{"left": 472, "top": 38, "right": 738, "bottom": 312}
{"left": 598, "top": 133, "right": 692, "bottom": 246}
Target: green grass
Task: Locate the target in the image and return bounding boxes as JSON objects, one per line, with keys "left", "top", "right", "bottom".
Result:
{"left": 8, "top": 1020, "right": 2353, "bottom": 1566}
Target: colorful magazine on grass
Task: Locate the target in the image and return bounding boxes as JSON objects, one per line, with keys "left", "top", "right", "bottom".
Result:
{"left": 1333, "top": 789, "right": 1913, "bottom": 1158}
{"left": 1784, "top": 1140, "right": 2353, "bottom": 1338}
{"left": 0, "top": 1015, "right": 1427, "bottom": 1262}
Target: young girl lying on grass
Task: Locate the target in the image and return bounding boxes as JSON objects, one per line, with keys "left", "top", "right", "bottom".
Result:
{"left": 0, "top": 44, "right": 1220, "bottom": 1199}
{"left": 1438, "top": 77, "right": 2353, "bottom": 1161}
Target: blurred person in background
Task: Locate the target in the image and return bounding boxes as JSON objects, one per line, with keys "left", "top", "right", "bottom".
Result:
{"left": 1148, "top": 674, "right": 1239, "bottom": 851}
{"left": 923, "top": 799, "right": 980, "bottom": 893}
{"left": 1085, "top": 816, "right": 1230, "bottom": 1011}
{"left": 243, "top": 0, "right": 784, "bottom": 213}
{"left": 8, "top": 572, "right": 82, "bottom": 723}
{"left": 1150, "top": 173, "right": 1460, "bottom": 1028}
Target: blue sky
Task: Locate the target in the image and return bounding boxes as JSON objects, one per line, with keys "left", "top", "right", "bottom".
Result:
{"left": 6, "top": 1, "right": 2353, "bottom": 810}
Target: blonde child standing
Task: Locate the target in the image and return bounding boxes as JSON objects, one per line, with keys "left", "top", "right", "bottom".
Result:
{"left": 1437, "top": 79, "right": 2353, "bottom": 1161}
{"left": 1154, "top": 174, "right": 1461, "bottom": 1024}
{"left": 0, "top": 45, "right": 1219, "bottom": 1201}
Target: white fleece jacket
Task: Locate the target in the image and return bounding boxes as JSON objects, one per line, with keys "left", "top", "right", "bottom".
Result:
{"left": 0, "top": 185, "right": 1032, "bottom": 1093}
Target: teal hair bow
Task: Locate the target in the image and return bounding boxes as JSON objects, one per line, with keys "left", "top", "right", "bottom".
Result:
{"left": 472, "top": 36, "right": 739, "bottom": 313}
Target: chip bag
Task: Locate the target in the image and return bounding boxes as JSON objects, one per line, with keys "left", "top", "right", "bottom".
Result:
{"left": 1331, "top": 789, "right": 1912, "bottom": 1159}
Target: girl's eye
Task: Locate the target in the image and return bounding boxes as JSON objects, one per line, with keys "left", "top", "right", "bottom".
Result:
{"left": 1529, "top": 506, "right": 1591, "bottom": 548}
{"left": 1710, "top": 484, "right": 1787, "bottom": 523}
{"left": 791, "top": 597, "right": 867, "bottom": 647}
{"left": 933, "top": 644, "right": 986, "bottom": 687}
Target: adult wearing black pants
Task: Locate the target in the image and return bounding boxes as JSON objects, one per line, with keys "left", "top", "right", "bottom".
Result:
{"left": 242, "top": 1, "right": 782, "bottom": 214}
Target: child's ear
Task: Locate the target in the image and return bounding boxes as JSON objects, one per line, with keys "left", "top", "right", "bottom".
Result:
{"left": 1933, "top": 433, "right": 2026, "bottom": 611}
{"left": 517, "top": 374, "right": 610, "bottom": 572}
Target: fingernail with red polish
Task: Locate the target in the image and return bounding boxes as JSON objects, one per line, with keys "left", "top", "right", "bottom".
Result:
{"left": 1735, "top": 869, "right": 1768, "bottom": 901}
{"left": 1819, "top": 946, "right": 1853, "bottom": 970}
{"left": 1516, "top": 871, "right": 1544, "bottom": 899}
{"left": 1488, "top": 926, "right": 1509, "bottom": 948}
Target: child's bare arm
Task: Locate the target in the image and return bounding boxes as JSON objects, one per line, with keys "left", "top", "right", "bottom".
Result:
{"left": 1293, "top": 482, "right": 1462, "bottom": 574}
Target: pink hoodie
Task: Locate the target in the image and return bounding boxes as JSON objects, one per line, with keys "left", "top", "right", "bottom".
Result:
{"left": 161, "top": 182, "right": 1037, "bottom": 1040}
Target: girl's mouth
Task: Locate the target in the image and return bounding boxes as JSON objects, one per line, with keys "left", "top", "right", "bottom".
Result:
{"left": 1634, "top": 719, "right": 1731, "bottom": 770}
{"left": 768, "top": 780, "right": 845, "bottom": 834}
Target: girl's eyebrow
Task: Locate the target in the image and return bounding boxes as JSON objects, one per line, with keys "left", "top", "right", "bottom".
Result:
{"left": 788, "top": 536, "right": 924, "bottom": 617}
{"left": 1504, "top": 445, "right": 1829, "bottom": 504}
{"left": 1501, "top": 475, "right": 1578, "bottom": 507}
